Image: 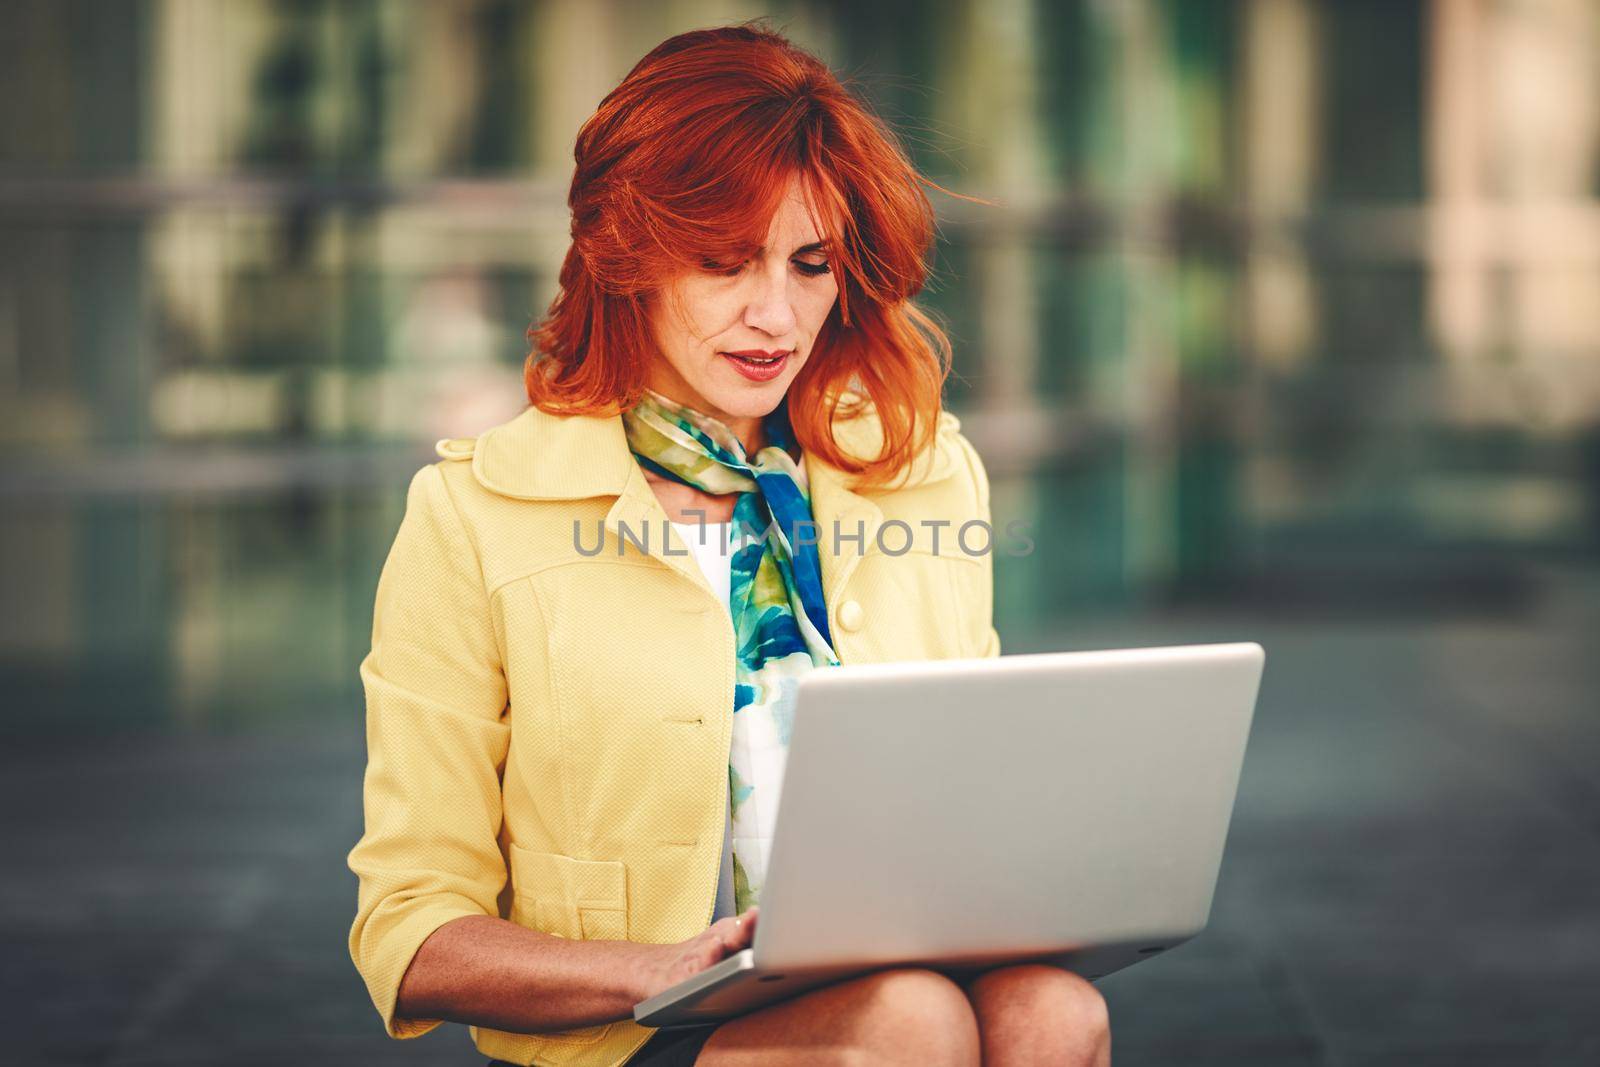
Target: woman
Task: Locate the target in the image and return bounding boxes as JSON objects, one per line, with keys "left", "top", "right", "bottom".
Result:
{"left": 347, "top": 23, "right": 1111, "bottom": 1067}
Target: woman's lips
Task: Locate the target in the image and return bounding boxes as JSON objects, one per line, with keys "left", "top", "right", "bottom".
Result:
{"left": 721, "top": 350, "right": 791, "bottom": 382}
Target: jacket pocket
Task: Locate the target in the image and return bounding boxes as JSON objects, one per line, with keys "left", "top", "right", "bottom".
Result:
{"left": 506, "top": 844, "right": 630, "bottom": 1047}
{"left": 508, "top": 843, "right": 629, "bottom": 939}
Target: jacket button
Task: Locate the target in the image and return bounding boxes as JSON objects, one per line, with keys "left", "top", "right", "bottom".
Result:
{"left": 837, "top": 599, "right": 865, "bottom": 633}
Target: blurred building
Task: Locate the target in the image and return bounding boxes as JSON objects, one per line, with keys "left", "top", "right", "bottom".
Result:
{"left": 2, "top": 0, "right": 1597, "bottom": 735}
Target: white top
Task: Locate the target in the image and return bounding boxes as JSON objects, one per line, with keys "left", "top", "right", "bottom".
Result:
{"left": 670, "top": 444, "right": 810, "bottom": 924}
{"left": 669, "top": 519, "right": 740, "bottom": 924}
{"left": 670, "top": 519, "right": 733, "bottom": 609}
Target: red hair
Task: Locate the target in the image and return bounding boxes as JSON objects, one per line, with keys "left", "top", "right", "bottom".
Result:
{"left": 525, "top": 22, "right": 960, "bottom": 486}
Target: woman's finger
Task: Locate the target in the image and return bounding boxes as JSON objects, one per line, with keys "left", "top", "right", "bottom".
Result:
{"left": 711, "top": 916, "right": 743, "bottom": 953}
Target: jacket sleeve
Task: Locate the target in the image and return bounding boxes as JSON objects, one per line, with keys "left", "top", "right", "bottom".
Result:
{"left": 346, "top": 462, "right": 511, "bottom": 1039}
{"left": 952, "top": 429, "right": 1002, "bottom": 659}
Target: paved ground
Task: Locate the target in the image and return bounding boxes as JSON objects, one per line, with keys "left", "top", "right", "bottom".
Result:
{"left": 4, "top": 566, "right": 1598, "bottom": 1065}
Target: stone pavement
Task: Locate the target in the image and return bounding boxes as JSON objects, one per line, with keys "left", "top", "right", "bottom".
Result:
{"left": 4, "top": 569, "right": 1597, "bottom": 1064}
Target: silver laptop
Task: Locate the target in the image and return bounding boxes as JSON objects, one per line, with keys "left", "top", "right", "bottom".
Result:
{"left": 634, "top": 641, "right": 1265, "bottom": 1028}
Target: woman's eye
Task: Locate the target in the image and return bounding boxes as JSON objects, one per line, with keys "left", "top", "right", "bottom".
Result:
{"left": 699, "top": 256, "right": 830, "bottom": 278}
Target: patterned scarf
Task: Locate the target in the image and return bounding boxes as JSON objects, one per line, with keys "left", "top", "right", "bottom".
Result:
{"left": 622, "top": 387, "right": 839, "bottom": 912}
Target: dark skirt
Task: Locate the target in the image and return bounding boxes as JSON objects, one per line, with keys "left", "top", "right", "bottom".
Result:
{"left": 488, "top": 1022, "right": 718, "bottom": 1067}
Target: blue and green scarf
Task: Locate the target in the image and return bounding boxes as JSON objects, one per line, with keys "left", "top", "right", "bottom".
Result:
{"left": 622, "top": 387, "right": 839, "bottom": 912}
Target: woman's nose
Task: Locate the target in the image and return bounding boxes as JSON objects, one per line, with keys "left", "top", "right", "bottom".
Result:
{"left": 742, "top": 263, "right": 798, "bottom": 338}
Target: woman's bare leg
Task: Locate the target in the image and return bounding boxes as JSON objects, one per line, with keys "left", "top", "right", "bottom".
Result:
{"left": 961, "top": 963, "right": 1111, "bottom": 1066}
{"left": 696, "top": 967, "right": 981, "bottom": 1066}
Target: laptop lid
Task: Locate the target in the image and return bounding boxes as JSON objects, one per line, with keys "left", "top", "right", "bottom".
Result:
{"left": 749, "top": 642, "right": 1265, "bottom": 972}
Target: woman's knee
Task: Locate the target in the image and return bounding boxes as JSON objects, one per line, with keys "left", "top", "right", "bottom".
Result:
{"left": 839, "top": 967, "right": 980, "bottom": 1066}
{"left": 967, "top": 964, "right": 1110, "bottom": 1050}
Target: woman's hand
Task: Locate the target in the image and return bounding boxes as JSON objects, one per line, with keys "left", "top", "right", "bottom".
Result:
{"left": 632, "top": 907, "right": 760, "bottom": 1003}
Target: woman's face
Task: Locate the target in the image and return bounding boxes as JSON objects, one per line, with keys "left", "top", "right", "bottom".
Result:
{"left": 645, "top": 174, "right": 840, "bottom": 439}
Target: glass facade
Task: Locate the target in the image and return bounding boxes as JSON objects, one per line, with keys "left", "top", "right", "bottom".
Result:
{"left": 3, "top": 0, "right": 1598, "bottom": 735}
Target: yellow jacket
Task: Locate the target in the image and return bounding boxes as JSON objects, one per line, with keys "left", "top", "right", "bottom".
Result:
{"left": 347, "top": 397, "right": 1001, "bottom": 1066}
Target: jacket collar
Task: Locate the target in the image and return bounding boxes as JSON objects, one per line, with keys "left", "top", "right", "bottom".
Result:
{"left": 468, "top": 396, "right": 962, "bottom": 504}
{"left": 468, "top": 398, "right": 964, "bottom": 611}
